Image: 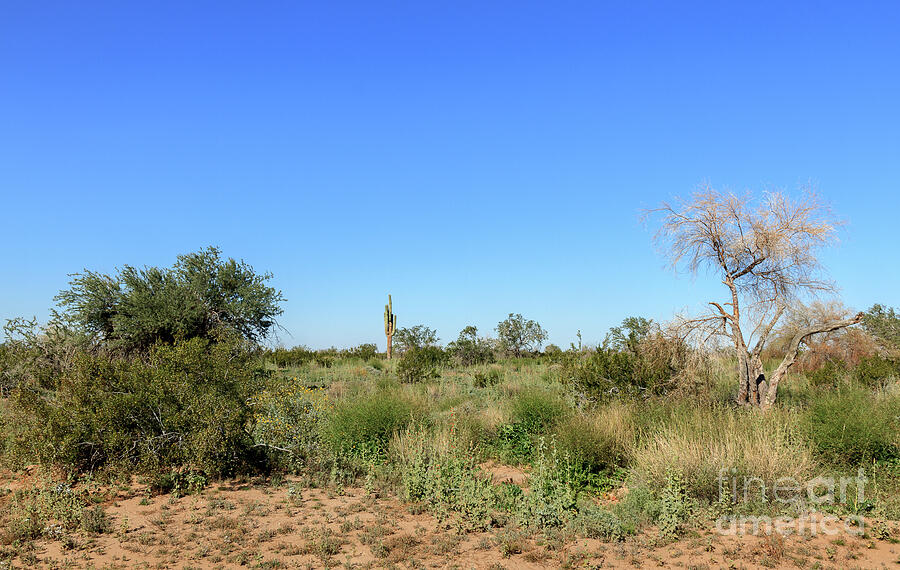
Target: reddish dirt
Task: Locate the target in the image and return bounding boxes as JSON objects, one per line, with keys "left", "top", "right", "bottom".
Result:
{"left": 479, "top": 461, "right": 530, "bottom": 487}
{"left": 2, "top": 471, "right": 899, "bottom": 569}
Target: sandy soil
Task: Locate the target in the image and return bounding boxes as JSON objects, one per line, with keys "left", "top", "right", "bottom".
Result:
{"left": 2, "top": 469, "right": 899, "bottom": 569}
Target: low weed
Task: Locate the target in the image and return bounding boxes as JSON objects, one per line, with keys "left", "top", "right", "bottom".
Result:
{"left": 0, "top": 481, "right": 93, "bottom": 544}
{"left": 396, "top": 428, "right": 495, "bottom": 530}
{"left": 517, "top": 439, "right": 578, "bottom": 530}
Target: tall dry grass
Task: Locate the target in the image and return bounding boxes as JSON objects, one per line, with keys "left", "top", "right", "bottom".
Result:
{"left": 631, "top": 404, "right": 815, "bottom": 501}
{"left": 552, "top": 401, "right": 638, "bottom": 472}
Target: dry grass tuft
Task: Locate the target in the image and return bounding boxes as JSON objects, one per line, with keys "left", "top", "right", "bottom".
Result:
{"left": 631, "top": 404, "right": 815, "bottom": 500}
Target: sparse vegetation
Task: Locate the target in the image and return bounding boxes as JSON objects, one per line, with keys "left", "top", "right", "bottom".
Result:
{"left": 2, "top": 246, "right": 899, "bottom": 568}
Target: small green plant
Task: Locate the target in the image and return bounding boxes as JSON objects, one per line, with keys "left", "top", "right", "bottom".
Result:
{"left": 495, "top": 422, "right": 534, "bottom": 463}
{"left": 552, "top": 412, "right": 631, "bottom": 479}
{"left": 518, "top": 438, "right": 578, "bottom": 530}
{"left": 150, "top": 470, "right": 208, "bottom": 497}
{"left": 509, "top": 388, "right": 567, "bottom": 433}
{"left": 492, "top": 388, "right": 568, "bottom": 462}
{"left": 398, "top": 429, "right": 495, "bottom": 531}
{"left": 2, "top": 481, "right": 93, "bottom": 543}
{"left": 81, "top": 505, "right": 111, "bottom": 534}
{"left": 570, "top": 506, "right": 627, "bottom": 541}
{"left": 474, "top": 367, "right": 503, "bottom": 388}
{"left": 657, "top": 470, "right": 690, "bottom": 538}
{"left": 612, "top": 485, "right": 659, "bottom": 534}
{"left": 495, "top": 528, "right": 525, "bottom": 557}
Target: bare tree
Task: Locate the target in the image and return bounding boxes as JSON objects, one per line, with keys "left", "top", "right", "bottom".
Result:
{"left": 648, "top": 185, "right": 861, "bottom": 408}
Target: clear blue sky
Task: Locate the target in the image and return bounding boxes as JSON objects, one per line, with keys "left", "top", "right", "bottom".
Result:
{"left": 1, "top": 1, "right": 898, "bottom": 349}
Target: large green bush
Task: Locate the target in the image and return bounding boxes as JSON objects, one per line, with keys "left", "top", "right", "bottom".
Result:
{"left": 55, "top": 246, "right": 284, "bottom": 352}
{"left": 251, "top": 380, "right": 331, "bottom": 472}
{"left": 804, "top": 389, "right": 900, "bottom": 465}
{"left": 564, "top": 317, "right": 689, "bottom": 400}
{"left": 268, "top": 345, "right": 317, "bottom": 368}
{"left": 565, "top": 335, "right": 687, "bottom": 400}
{"left": 863, "top": 304, "right": 900, "bottom": 349}
{"left": 6, "top": 337, "right": 260, "bottom": 476}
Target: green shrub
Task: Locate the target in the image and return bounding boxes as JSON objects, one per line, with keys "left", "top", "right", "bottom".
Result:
{"left": 492, "top": 388, "right": 568, "bottom": 462}
{"left": 323, "top": 391, "right": 416, "bottom": 457}
{"left": 0, "top": 481, "right": 94, "bottom": 544}
{"left": 269, "top": 346, "right": 316, "bottom": 368}
{"left": 863, "top": 304, "right": 900, "bottom": 349}
{"left": 853, "top": 356, "right": 900, "bottom": 388}
{"left": 447, "top": 326, "right": 495, "bottom": 367}
{"left": 805, "top": 389, "right": 900, "bottom": 465}
{"left": 346, "top": 343, "right": 379, "bottom": 360}
{"left": 806, "top": 359, "right": 848, "bottom": 388}
{"left": 81, "top": 505, "right": 111, "bottom": 534}
{"left": 564, "top": 349, "right": 640, "bottom": 399}
{"left": 396, "top": 346, "right": 448, "bottom": 383}
{"left": 315, "top": 354, "right": 334, "bottom": 368}
{"left": 6, "top": 337, "right": 259, "bottom": 476}
{"left": 149, "top": 469, "right": 209, "bottom": 497}
{"left": 565, "top": 334, "right": 688, "bottom": 400}
{"left": 612, "top": 485, "right": 659, "bottom": 534}
{"left": 495, "top": 422, "right": 534, "bottom": 463}
{"left": 394, "top": 325, "right": 439, "bottom": 353}
{"left": 509, "top": 388, "right": 567, "bottom": 432}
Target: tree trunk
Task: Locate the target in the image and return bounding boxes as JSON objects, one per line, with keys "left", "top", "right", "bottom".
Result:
{"left": 750, "top": 353, "right": 766, "bottom": 406}
{"left": 736, "top": 349, "right": 756, "bottom": 405}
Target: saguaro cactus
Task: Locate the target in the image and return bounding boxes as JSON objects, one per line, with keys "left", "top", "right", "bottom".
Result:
{"left": 384, "top": 294, "right": 397, "bottom": 359}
